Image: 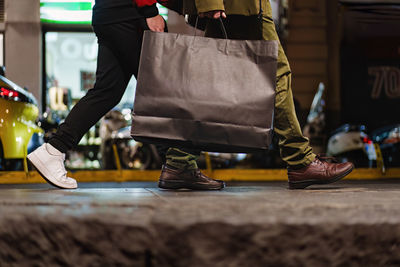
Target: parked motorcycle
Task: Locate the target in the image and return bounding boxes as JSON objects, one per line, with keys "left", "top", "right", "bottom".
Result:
{"left": 110, "top": 126, "right": 162, "bottom": 170}
{"left": 326, "top": 124, "right": 377, "bottom": 168}
{"left": 100, "top": 109, "right": 163, "bottom": 170}
{"left": 371, "top": 124, "right": 400, "bottom": 168}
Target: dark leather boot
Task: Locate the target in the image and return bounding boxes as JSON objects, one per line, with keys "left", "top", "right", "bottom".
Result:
{"left": 288, "top": 155, "right": 354, "bottom": 189}
{"left": 158, "top": 165, "right": 225, "bottom": 190}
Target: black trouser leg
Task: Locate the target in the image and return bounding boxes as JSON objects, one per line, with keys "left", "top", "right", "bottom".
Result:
{"left": 49, "top": 20, "right": 143, "bottom": 153}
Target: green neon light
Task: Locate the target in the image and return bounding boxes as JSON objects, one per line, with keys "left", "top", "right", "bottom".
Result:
{"left": 41, "top": 18, "right": 91, "bottom": 25}
{"left": 40, "top": 1, "right": 168, "bottom": 25}
{"left": 40, "top": 2, "right": 92, "bottom": 11}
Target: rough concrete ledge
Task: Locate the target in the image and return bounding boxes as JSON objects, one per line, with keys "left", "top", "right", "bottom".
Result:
{"left": 1, "top": 181, "right": 400, "bottom": 266}
{"left": 1, "top": 217, "right": 400, "bottom": 267}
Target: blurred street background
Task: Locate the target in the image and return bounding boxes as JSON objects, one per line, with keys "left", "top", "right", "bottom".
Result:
{"left": 0, "top": 0, "right": 399, "bottom": 265}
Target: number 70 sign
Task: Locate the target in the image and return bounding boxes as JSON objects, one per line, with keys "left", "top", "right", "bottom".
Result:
{"left": 368, "top": 66, "right": 400, "bottom": 99}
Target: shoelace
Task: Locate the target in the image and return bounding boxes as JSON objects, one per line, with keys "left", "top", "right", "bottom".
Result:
{"left": 193, "top": 169, "right": 202, "bottom": 178}
{"left": 192, "top": 169, "right": 210, "bottom": 180}
{"left": 58, "top": 170, "right": 70, "bottom": 182}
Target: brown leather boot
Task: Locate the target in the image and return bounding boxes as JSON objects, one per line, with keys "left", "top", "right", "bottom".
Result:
{"left": 158, "top": 165, "right": 225, "bottom": 190}
{"left": 288, "top": 155, "right": 354, "bottom": 189}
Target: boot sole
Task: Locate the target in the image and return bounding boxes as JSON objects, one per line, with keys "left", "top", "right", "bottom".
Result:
{"left": 159, "top": 179, "right": 225, "bottom": 190}
{"left": 27, "top": 154, "right": 77, "bottom": 189}
{"left": 288, "top": 165, "right": 354, "bottom": 190}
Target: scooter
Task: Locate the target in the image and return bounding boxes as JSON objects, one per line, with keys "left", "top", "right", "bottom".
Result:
{"left": 100, "top": 109, "right": 162, "bottom": 170}
{"left": 110, "top": 126, "right": 163, "bottom": 170}
{"left": 326, "top": 124, "right": 377, "bottom": 168}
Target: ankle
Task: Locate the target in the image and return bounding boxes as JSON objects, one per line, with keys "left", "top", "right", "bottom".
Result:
{"left": 165, "top": 161, "right": 198, "bottom": 170}
{"left": 165, "top": 164, "right": 179, "bottom": 170}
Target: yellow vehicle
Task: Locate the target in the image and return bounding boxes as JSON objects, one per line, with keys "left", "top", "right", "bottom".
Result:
{"left": 0, "top": 74, "right": 43, "bottom": 170}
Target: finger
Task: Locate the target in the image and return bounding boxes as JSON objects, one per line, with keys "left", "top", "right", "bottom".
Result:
{"left": 221, "top": 11, "right": 227, "bottom": 18}
{"left": 213, "top": 12, "right": 221, "bottom": 19}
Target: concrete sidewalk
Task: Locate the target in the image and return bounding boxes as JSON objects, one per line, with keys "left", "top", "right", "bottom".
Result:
{"left": 1, "top": 180, "right": 400, "bottom": 266}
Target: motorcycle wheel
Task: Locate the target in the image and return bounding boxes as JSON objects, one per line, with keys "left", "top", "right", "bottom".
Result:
{"left": 118, "top": 140, "right": 153, "bottom": 170}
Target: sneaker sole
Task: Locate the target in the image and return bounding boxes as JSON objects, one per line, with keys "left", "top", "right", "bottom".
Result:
{"left": 27, "top": 153, "right": 77, "bottom": 189}
{"left": 158, "top": 179, "right": 225, "bottom": 190}
{"left": 288, "top": 165, "right": 354, "bottom": 190}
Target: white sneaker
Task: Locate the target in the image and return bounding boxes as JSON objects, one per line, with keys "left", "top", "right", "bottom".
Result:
{"left": 27, "top": 143, "right": 78, "bottom": 189}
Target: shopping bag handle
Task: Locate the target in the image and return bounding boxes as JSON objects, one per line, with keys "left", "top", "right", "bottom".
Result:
{"left": 194, "top": 16, "right": 228, "bottom": 39}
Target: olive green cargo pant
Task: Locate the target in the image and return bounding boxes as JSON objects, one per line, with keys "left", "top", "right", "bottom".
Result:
{"left": 166, "top": 6, "right": 315, "bottom": 169}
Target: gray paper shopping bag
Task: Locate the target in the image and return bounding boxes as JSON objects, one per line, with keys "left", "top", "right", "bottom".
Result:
{"left": 131, "top": 30, "right": 278, "bottom": 152}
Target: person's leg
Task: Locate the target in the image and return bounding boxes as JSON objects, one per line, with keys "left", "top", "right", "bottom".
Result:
{"left": 28, "top": 20, "right": 143, "bottom": 189}
{"left": 259, "top": 15, "right": 315, "bottom": 168}
{"left": 48, "top": 45, "right": 130, "bottom": 152}
{"left": 204, "top": 6, "right": 353, "bottom": 189}
{"left": 49, "top": 21, "right": 142, "bottom": 152}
